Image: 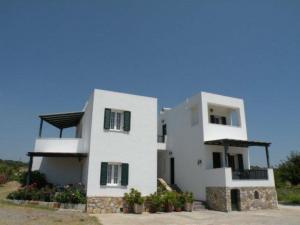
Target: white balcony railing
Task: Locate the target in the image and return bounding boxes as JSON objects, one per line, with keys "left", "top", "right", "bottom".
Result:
{"left": 34, "top": 138, "right": 86, "bottom": 154}
{"left": 204, "top": 168, "right": 275, "bottom": 188}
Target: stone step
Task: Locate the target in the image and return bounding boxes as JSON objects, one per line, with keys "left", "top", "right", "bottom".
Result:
{"left": 193, "top": 201, "right": 206, "bottom": 211}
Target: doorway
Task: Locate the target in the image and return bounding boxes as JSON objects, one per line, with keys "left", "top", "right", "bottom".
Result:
{"left": 230, "top": 189, "right": 240, "bottom": 211}
{"left": 170, "top": 157, "right": 174, "bottom": 185}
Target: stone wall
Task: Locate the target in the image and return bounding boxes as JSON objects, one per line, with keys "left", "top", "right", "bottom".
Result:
{"left": 206, "top": 186, "right": 278, "bottom": 212}
{"left": 86, "top": 197, "right": 123, "bottom": 213}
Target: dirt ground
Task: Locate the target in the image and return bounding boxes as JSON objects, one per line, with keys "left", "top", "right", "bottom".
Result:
{"left": 95, "top": 205, "right": 300, "bottom": 225}
{"left": 0, "top": 182, "right": 100, "bottom": 225}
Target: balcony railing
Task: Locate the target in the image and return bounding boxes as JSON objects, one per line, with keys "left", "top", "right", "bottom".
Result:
{"left": 157, "top": 135, "right": 165, "bottom": 143}
{"left": 232, "top": 169, "right": 268, "bottom": 180}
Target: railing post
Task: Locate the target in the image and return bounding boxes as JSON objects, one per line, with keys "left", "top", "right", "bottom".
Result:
{"left": 265, "top": 145, "right": 270, "bottom": 168}
{"left": 38, "top": 119, "right": 43, "bottom": 137}
{"left": 224, "top": 143, "right": 229, "bottom": 167}
{"left": 26, "top": 155, "right": 33, "bottom": 186}
{"left": 59, "top": 128, "right": 63, "bottom": 138}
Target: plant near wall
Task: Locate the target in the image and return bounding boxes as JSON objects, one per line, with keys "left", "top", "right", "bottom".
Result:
{"left": 183, "top": 192, "right": 193, "bottom": 212}
{"left": 146, "top": 193, "right": 162, "bottom": 213}
{"left": 162, "top": 191, "right": 176, "bottom": 212}
{"left": 174, "top": 193, "right": 185, "bottom": 212}
{"left": 19, "top": 171, "right": 47, "bottom": 188}
{"left": 123, "top": 188, "right": 144, "bottom": 214}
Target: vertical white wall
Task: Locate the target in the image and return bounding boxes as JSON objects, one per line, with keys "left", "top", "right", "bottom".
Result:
{"left": 86, "top": 89, "right": 157, "bottom": 197}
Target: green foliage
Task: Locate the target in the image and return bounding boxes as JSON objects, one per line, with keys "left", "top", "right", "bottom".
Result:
{"left": 7, "top": 184, "right": 86, "bottom": 204}
{"left": 146, "top": 193, "right": 162, "bottom": 213}
{"left": 174, "top": 193, "right": 184, "bottom": 209}
{"left": 19, "top": 171, "right": 47, "bottom": 188}
{"left": 54, "top": 187, "right": 86, "bottom": 204}
{"left": 277, "top": 186, "right": 300, "bottom": 204}
{"left": 183, "top": 192, "right": 193, "bottom": 203}
{"left": 7, "top": 183, "right": 55, "bottom": 202}
{"left": 161, "top": 191, "right": 177, "bottom": 207}
{"left": 275, "top": 151, "right": 300, "bottom": 186}
{"left": 0, "top": 159, "right": 26, "bottom": 184}
{"left": 123, "top": 188, "right": 144, "bottom": 207}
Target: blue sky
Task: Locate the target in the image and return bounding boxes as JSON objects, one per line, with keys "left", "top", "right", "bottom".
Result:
{"left": 0, "top": 1, "right": 299, "bottom": 166}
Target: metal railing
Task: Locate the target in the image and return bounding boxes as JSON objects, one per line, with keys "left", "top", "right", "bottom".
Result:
{"left": 157, "top": 135, "right": 165, "bottom": 143}
{"left": 232, "top": 169, "right": 268, "bottom": 180}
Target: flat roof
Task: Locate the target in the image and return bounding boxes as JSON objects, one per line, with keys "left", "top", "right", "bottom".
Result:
{"left": 27, "top": 152, "right": 87, "bottom": 157}
{"left": 39, "top": 111, "right": 84, "bottom": 129}
{"left": 204, "top": 139, "right": 271, "bottom": 147}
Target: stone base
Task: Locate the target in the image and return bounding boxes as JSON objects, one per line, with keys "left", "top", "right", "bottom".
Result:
{"left": 206, "top": 186, "right": 278, "bottom": 212}
{"left": 86, "top": 197, "right": 123, "bottom": 214}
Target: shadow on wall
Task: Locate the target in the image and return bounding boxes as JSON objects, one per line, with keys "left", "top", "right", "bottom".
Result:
{"left": 39, "top": 157, "right": 84, "bottom": 185}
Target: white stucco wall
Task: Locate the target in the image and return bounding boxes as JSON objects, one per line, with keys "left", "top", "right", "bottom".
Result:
{"left": 34, "top": 138, "right": 86, "bottom": 153}
{"left": 86, "top": 89, "right": 157, "bottom": 197}
{"left": 157, "top": 92, "right": 261, "bottom": 201}
{"left": 32, "top": 157, "right": 84, "bottom": 185}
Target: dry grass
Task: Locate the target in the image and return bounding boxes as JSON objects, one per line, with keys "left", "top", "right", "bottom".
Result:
{"left": 0, "top": 182, "right": 101, "bottom": 225}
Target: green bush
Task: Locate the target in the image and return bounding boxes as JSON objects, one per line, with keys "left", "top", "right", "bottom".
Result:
{"left": 123, "top": 188, "right": 144, "bottom": 209}
{"left": 19, "top": 171, "right": 47, "bottom": 188}
{"left": 146, "top": 193, "right": 162, "bottom": 213}
{"left": 277, "top": 186, "right": 300, "bottom": 204}
{"left": 161, "top": 191, "right": 177, "bottom": 210}
{"left": 54, "top": 187, "right": 86, "bottom": 204}
{"left": 183, "top": 192, "right": 193, "bottom": 203}
{"left": 7, "top": 184, "right": 86, "bottom": 204}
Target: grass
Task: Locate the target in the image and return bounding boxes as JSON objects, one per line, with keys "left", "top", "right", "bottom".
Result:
{"left": 277, "top": 186, "right": 300, "bottom": 205}
{"left": 0, "top": 181, "right": 101, "bottom": 225}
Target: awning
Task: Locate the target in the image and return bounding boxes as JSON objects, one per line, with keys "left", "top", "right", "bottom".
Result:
{"left": 39, "top": 111, "right": 84, "bottom": 129}
{"left": 27, "top": 152, "right": 87, "bottom": 157}
{"left": 204, "top": 139, "right": 271, "bottom": 147}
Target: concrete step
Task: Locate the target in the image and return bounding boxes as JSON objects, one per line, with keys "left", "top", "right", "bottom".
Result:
{"left": 193, "top": 201, "right": 206, "bottom": 211}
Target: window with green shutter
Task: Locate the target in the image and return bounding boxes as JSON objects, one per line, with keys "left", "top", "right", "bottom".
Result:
{"left": 123, "top": 111, "right": 131, "bottom": 132}
{"left": 100, "top": 162, "right": 108, "bottom": 185}
{"left": 121, "top": 163, "right": 129, "bottom": 186}
{"left": 103, "top": 109, "right": 111, "bottom": 130}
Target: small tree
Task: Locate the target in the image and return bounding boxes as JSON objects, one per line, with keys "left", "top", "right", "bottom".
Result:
{"left": 275, "top": 151, "right": 300, "bottom": 186}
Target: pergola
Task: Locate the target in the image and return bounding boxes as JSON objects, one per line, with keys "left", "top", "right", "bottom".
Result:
{"left": 26, "top": 111, "right": 85, "bottom": 185}
{"left": 204, "top": 138, "right": 271, "bottom": 168}
{"left": 38, "top": 111, "right": 84, "bottom": 138}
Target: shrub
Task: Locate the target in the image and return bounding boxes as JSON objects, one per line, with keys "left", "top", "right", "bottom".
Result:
{"left": 161, "top": 191, "right": 176, "bottom": 212}
{"left": 174, "top": 193, "right": 185, "bottom": 209}
{"left": 123, "top": 188, "right": 144, "bottom": 207}
{"left": 183, "top": 192, "right": 193, "bottom": 203}
{"left": 0, "top": 173, "right": 8, "bottom": 185}
{"left": 19, "top": 171, "right": 47, "bottom": 188}
{"left": 146, "top": 193, "right": 161, "bottom": 213}
{"left": 54, "top": 187, "right": 86, "bottom": 204}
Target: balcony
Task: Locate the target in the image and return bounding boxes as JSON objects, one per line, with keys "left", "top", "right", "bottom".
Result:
{"left": 232, "top": 169, "right": 268, "bottom": 180}
{"left": 157, "top": 135, "right": 167, "bottom": 150}
{"left": 34, "top": 138, "right": 86, "bottom": 154}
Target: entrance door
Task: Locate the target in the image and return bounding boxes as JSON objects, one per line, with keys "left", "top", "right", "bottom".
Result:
{"left": 170, "top": 157, "right": 175, "bottom": 185}
{"left": 231, "top": 189, "right": 240, "bottom": 211}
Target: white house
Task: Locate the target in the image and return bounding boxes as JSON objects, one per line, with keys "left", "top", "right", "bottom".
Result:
{"left": 28, "top": 89, "right": 277, "bottom": 213}
{"left": 157, "top": 92, "right": 277, "bottom": 211}
{"left": 30, "top": 89, "right": 157, "bottom": 213}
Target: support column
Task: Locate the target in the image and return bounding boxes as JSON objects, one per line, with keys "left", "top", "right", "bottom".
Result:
{"left": 38, "top": 119, "right": 43, "bottom": 137}
{"left": 224, "top": 144, "right": 229, "bottom": 167}
{"left": 59, "top": 128, "right": 63, "bottom": 138}
{"left": 265, "top": 145, "right": 270, "bottom": 168}
{"left": 26, "top": 155, "right": 33, "bottom": 186}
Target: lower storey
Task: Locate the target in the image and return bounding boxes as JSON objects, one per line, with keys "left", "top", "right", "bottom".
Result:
{"left": 206, "top": 186, "right": 278, "bottom": 212}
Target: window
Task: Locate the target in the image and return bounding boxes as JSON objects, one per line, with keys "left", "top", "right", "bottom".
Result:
{"left": 110, "top": 111, "right": 123, "bottom": 131}
{"left": 107, "top": 163, "right": 122, "bottom": 186}
{"left": 210, "top": 115, "right": 226, "bottom": 125}
{"left": 213, "top": 152, "right": 222, "bottom": 168}
{"left": 191, "top": 106, "right": 199, "bottom": 126}
{"left": 104, "top": 109, "right": 131, "bottom": 132}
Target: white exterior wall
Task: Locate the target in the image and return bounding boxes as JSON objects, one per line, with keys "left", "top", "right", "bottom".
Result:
{"left": 34, "top": 138, "right": 86, "bottom": 153}
{"left": 86, "top": 89, "right": 157, "bottom": 197}
{"left": 157, "top": 92, "right": 268, "bottom": 201}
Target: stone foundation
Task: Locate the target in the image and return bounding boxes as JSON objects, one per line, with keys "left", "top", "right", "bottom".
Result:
{"left": 206, "top": 187, "right": 278, "bottom": 212}
{"left": 86, "top": 197, "right": 123, "bottom": 214}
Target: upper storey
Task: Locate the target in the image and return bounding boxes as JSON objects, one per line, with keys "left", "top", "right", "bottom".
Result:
{"left": 201, "top": 92, "right": 247, "bottom": 141}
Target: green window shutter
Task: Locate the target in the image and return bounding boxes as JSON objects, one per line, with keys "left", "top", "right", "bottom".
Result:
{"left": 123, "top": 111, "right": 131, "bottom": 132}
{"left": 100, "top": 162, "right": 108, "bottom": 185}
{"left": 121, "top": 163, "right": 129, "bottom": 186}
{"left": 104, "top": 108, "right": 111, "bottom": 129}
